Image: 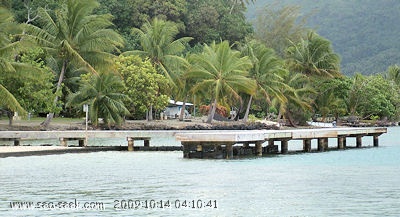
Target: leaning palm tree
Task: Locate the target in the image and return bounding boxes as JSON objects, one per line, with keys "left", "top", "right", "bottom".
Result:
{"left": 0, "top": 7, "right": 29, "bottom": 125}
{"left": 287, "top": 31, "right": 341, "bottom": 78}
{"left": 275, "top": 71, "right": 315, "bottom": 126}
{"left": 187, "top": 41, "right": 256, "bottom": 123}
{"left": 24, "top": 0, "right": 124, "bottom": 127}
{"left": 240, "top": 40, "right": 288, "bottom": 122}
{"left": 67, "top": 72, "right": 130, "bottom": 128}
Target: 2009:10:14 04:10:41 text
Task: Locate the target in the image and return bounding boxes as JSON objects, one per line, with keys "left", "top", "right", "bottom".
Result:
{"left": 114, "top": 199, "right": 218, "bottom": 209}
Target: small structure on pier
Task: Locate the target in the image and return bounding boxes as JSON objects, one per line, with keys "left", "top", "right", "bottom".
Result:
{"left": 175, "top": 128, "right": 387, "bottom": 159}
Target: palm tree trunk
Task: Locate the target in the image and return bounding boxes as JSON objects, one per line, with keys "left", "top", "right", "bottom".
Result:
{"left": 41, "top": 60, "right": 68, "bottom": 127}
{"left": 7, "top": 110, "right": 13, "bottom": 126}
{"left": 286, "top": 111, "right": 297, "bottom": 128}
{"left": 148, "top": 105, "right": 153, "bottom": 121}
{"left": 234, "top": 100, "right": 244, "bottom": 121}
{"left": 243, "top": 95, "right": 253, "bottom": 122}
{"left": 206, "top": 99, "right": 217, "bottom": 123}
{"left": 179, "top": 96, "right": 188, "bottom": 121}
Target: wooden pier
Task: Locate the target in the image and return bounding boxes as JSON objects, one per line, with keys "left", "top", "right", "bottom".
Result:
{"left": 0, "top": 127, "right": 387, "bottom": 159}
{"left": 175, "top": 127, "right": 387, "bottom": 159}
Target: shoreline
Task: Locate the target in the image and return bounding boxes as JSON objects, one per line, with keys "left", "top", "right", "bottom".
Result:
{"left": 0, "top": 118, "right": 281, "bottom": 131}
{"left": 1, "top": 117, "right": 396, "bottom": 132}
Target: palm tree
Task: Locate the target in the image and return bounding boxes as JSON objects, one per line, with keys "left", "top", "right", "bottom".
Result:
{"left": 67, "top": 72, "right": 130, "bottom": 128}
{"left": 230, "top": 0, "right": 256, "bottom": 14}
{"left": 187, "top": 41, "right": 256, "bottom": 123}
{"left": 125, "top": 18, "right": 192, "bottom": 120}
{"left": 24, "top": 0, "right": 124, "bottom": 127}
{"left": 240, "top": 40, "right": 288, "bottom": 122}
{"left": 0, "top": 7, "right": 28, "bottom": 125}
{"left": 275, "top": 72, "right": 315, "bottom": 126}
{"left": 287, "top": 31, "right": 341, "bottom": 78}
{"left": 126, "top": 18, "right": 192, "bottom": 83}
{"left": 385, "top": 64, "right": 400, "bottom": 86}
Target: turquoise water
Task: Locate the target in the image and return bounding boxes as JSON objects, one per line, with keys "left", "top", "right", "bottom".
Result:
{"left": 1, "top": 128, "right": 399, "bottom": 216}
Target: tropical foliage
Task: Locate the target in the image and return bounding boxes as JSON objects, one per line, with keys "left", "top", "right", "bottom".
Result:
{"left": 187, "top": 41, "right": 256, "bottom": 123}
{"left": 126, "top": 18, "right": 191, "bottom": 84}
{"left": 67, "top": 72, "right": 130, "bottom": 128}
{"left": 0, "top": 7, "right": 30, "bottom": 124}
{"left": 240, "top": 40, "right": 287, "bottom": 121}
{"left": 117, "top": 55, "right": 169, "bottom": 120}
{"left": 286, "top": 31, "right": 341, "bottom": 78}
{"left": 24, "top": 0, "right": 124, "bottom": 127}
{"left": 1, "top": 0, "right": 400, "bottom": 127}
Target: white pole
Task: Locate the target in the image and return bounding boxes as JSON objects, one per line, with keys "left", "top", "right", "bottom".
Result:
{"left": 83, "top": 104, "right": 88, "bottom": 147}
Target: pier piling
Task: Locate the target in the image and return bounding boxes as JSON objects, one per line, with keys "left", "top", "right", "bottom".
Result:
{"left": 356, "top": 136, "right": 363, "bottom": 148}
{"left": 281, "top": 140, "right": 289, "bottom": 154}
{"left": 318, "top": 138, "right": 328, "bottom": 151}
{"left": 127, "top": 137, "right": 134, "bottom": 151}
{"left": 373, "top": 134, "right": 379, "bottom": 147}
{"left": 144, "top": 139, "right": 150, "bottom": 147}
{"left": 303, "top": 139, "right": 311, "bottom": 152}
{"left": 338, "top": 136, "right": 345, "bottom": 149}
{"left": 14, "top": 139, "right": 20, "bottom": 146}
{"left": 60, "top": 138, "right": 67, "bottom": 147}
{"left": 226, "top": 144, "right": 233, "bottom": 159}
{"left": 255, "top": 141, "right": 263, "bottom": 156}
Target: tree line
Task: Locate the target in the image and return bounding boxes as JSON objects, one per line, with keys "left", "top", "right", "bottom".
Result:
{"left": 1, "top": 0, "right": 399, "bottom": 128}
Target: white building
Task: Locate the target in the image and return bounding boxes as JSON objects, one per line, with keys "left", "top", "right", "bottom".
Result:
{"left": 163, "top": 100, "right": 193, "bottom": 119}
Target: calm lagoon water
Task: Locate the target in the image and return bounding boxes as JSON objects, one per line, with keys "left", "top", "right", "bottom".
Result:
{"left": 1, "top": 127, "right": 399, "bottom": 216}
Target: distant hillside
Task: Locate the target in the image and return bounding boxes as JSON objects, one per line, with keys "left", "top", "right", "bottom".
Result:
{"left": 247, "top": 0, "right": 400, "bottom": 75}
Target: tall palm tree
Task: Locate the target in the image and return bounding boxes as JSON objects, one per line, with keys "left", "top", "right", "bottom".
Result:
{"left": 240, "top": 40, "right": 288, "bottom": 122}
{"left": 287, "top": 31, "right": 341, "bottom": 78}
{"left": 0, "top": 7, "right": 29, "bottom": 125}
{"left": 67, "top": 72, "right": 130, "bottom": 128}
{"left": 24, "top": 0, "right": 124, "bottom": 127}
{"left": 126, "top": 18, "right": 192, "bottom": 84}
{"left": 125, "top": 18, "right": 192, "bottom": 120}
{"left": 187, "top": 41, "right": 256, "bottom": 123}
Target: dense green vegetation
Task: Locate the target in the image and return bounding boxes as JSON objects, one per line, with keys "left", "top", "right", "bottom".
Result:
{"left": 1, "top": 0, "right": 399, "bottom": 128}
{"left": 248, "top": 0, "right": 400, "bottom": 75}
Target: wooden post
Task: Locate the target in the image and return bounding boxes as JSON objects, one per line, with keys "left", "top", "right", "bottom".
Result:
{"left": 144, "top": 139, "right": 150, "bottom": 147}
{"left": 303, "top": 139, "right": 311, "bottom": 152}
{"left": 343, "top": 136, "right": 347, "bottom": 148}
{"left": 324, "top": 138, "right": 329, "bottom": 150}
{"left": 281, "top": 140, "right": 288, "bottom": 154}
{"left": 226, "top": 144, "right": 233, "bottom": 159}
{"left": 373, "top": 134, "right": 379, "bottom": 147}
{"left": 196, "top": 143, "right": 203, "bottom": 158}
{"left": 338, "top": 136, "right": 345, "bottom": 149}
{"left": 255, "top": 141, "right": 263, "bottom": 156}
{"left": 356, "top": 136, "right": 363, "bottom": 148}
{"left": 78, "top": 139, "right": 85, "bottom": 147}
{"left": 13, "top": 139, "right": 20, "bottom": 146}
{"left": 127, "top": 137, "right": 134, "bottom": 151}
{"left": 182, "top": 142, "right": 190, "bottom": 158}
{"left": 318, "top": 138, "right": 327, "bottom": 152}
{"left": 60, "top": 138, "right": 67, "bottom": 147}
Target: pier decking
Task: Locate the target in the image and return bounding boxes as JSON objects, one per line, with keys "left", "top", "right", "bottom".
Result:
{"left": 175, "top": 127, "right": 387, "bottom": 159}
{"left": 0, "top": 127, "right": 387, "bottom": 159}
